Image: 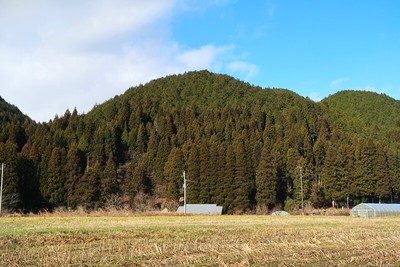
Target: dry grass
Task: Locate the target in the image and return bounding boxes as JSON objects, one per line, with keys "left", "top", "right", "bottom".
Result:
{"left": 1, "top": 214, "right": 400, "bottom": 266}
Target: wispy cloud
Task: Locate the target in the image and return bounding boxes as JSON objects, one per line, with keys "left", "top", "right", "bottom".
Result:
{"left": 267, "top": 6, "right": 275, "bottom": 17}
{"left": 227, "top": 61, "right": 259, "bottom": 80}
{"left": 330, "top": 77, "right": 348, "bottom": 88}
{"left": 177, "top": 44, "right": 234, "bottom": 70}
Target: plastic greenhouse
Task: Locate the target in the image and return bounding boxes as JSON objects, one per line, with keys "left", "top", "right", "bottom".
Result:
{"left": 351, "top": 203, "right": 400, "bottom": 217}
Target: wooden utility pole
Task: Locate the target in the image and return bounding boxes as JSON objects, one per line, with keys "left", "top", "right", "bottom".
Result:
{"left": 183, "top": 171, "right": 187, "bottom": 214}
{"left": 0, "top": 163, "right": 5, "bottom": 215}
{"left": 299, "top": 166, "right": 304, "bottom": 215}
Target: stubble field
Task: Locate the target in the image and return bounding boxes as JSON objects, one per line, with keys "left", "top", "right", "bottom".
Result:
{"left": 1, "top": 213, "right": 400, "bottom": 266}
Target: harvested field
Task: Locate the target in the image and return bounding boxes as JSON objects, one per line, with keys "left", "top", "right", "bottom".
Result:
{"left": 1, "top": 215, "right": 400, "bottom": 266}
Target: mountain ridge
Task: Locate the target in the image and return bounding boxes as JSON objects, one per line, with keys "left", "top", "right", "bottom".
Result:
{"left": 0, "top": 70, "right": 399, "bottom": 213}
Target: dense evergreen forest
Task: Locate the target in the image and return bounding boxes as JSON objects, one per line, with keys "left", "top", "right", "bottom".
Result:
{"left": 1, "top": 71, "right": 400, "bottom": 213}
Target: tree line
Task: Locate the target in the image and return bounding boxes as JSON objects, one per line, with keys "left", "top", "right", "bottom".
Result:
{"left": 1, "top": 71, "right": 400, "bottom": 213}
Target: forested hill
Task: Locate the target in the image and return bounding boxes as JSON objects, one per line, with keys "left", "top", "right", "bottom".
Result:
{"left": 321, "top": 90, "right": 400, "bottom": 148}
{"left": 90, "top": 71, "right": 312, "bottom": 124}
{"left": 0, "top": 96, "right": 29, "bottom": 149}
{"left": 0, "top": 96, "right": 29, "bottom": 124}
{"left": 0, "top": 70, "right": 400, "bottom": 213}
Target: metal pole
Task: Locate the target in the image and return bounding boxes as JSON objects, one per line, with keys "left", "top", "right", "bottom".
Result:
{"left": 183, "top": 171, "right": 187, "bottom": 214}
{"left": 0, "top": 163, "right": 4, "bottom": 215}
{"left": 299, "top": 166, "right": 304, "bottom": 215}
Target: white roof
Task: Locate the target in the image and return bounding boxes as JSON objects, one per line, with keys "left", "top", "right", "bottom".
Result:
{"left": 177, "top": 204, "right": 223, "bottom": 215}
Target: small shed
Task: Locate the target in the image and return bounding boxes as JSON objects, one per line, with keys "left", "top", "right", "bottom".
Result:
{"left": 351, "top": 203, "right": 400, "bottom": 217}
{"left": 177, "top": 204, "right": 223, "bottom": 215}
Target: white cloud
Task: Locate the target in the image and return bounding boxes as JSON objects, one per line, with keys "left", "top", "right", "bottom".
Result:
{"left": 0, "top": 0, "right": 179, "bottom": 121}
{"left": 0, "top": 1, "right": 176, "bottom": 51}
{"left": 227, "top": 61, "right": 259, "bottom": 80}
{"left": 330, "top": 77, "right": 348, "bottom": 88}
{"left": 177, "top": 44, "right": 233, "bottom": 70}
{"left": 0, "top": 1, "right": 258, "bottom": 122}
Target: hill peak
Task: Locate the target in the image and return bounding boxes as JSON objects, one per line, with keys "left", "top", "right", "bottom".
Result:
{"left": 321, "top": 89, "right": 400, "bottom": 143}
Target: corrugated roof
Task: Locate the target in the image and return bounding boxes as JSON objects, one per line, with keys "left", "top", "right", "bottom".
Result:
{"left": 177, "top": 204, "right": 223, "bottom": 215}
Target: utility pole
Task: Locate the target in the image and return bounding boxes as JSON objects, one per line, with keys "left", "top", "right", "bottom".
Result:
{"left": 299, "top": 166, "right": 304, "bottom": 215}
{"left": 0, "top": 163, "right": 5, "bottom": 215}
{"left": 182, "top": 171, "right": 187, "bottom": 214}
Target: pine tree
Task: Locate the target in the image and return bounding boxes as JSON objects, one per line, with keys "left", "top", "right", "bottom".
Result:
{"left": 209, "top": 140, "right": 225, "bottom": 204}
{"left": 0, "top": 142, "right": 21, "bottom": 211}
{"left": 121, "top": 123, "right": 130, "bottom": 149}
{"left": 198, "top": 140, "right": 211, "bottom": 203}
{"left": 212, "top": 142, "right": 227, "bottom": 205}
{"left": 388, "top": 152, "right": 400, "bottom": 201}
{"left": 16, "top": 155, "right": 41, "bottom": 211}
{"left": 45, "top": 147, "right": 67, "bottom": 207}
{"left": 65, "top": 145, "right": 83, "bottom": 208}
{"left": 353, "top": 139, "right": 377, "bottom": 201}
{"left": 100, "top": 152, "right": 119, "bottom": 203}
{"left": 155, "top": 136, "right": 171, "bottom": 184}
{"left": 322, "top": 142, "right": 352, "bottom": 205}
{"left": 272, "top": 132, "right": 286, "bottom": 204}
{"left": 126, "top": 157, "right": 152, "bottom": 198}
{"left": 136, "top": 123, "right": 148, "bottom": 154}
{"left": 375, "top": 146, "right": 390, "bottom": 202}
{"left": 74, "top": 161, "right": 101, "bottom": 209}
{"left": 164, "top": 147, "right": 184, "bottom": 201}
{"left": 309, "top": 179, "right": 325, "bottom": 208}
{"left": 256, "top": 140, "right": 276, "bottom": 210}
{"left": 223, "top": 144, "right": 236, "bottom": 213}
{"left": 285, "top": 147, "right": 301, "bottom": 200}
{"left": 187, "top": 144, "right": 200, "bottom": 203}
{"left": 232, "top": 140, "right": 251, "bottom": 212}
{"left": 146, "top": 126, "right": 158, "bottom": 159}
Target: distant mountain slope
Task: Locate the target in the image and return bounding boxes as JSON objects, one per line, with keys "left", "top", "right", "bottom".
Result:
{"left": 0, "top": 96, "right": 30, "bottom": 145}
{"left": 0, "top": 96, "right": 29, "bottom": 123}
{"left": 321, "top": 90, "right": 400, "bottom": 146}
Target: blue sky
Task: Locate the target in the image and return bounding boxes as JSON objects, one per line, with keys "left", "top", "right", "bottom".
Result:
{"left": 1, "top": 0, "right": 399, "bottom": 122}
{"left": 172, "top": 1, "right": 400, "bottom": 100}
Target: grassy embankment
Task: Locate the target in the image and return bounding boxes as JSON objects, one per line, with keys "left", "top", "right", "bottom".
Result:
{"left": 1, "top": 214, "right": 400, "bottom": 266}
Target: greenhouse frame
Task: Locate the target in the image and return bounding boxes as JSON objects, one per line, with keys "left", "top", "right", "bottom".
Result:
{"left": 350, "top": 203, "right": 400, "bottom": 217}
